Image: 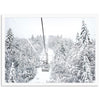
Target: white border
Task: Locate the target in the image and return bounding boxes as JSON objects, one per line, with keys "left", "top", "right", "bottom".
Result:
{"left": 1, "top": 14, "right": 99, "bottom": 87}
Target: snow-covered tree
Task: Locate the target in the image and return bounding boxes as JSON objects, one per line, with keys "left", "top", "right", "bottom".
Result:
{"left": 5, "top": 28, "right": 15, "bottom": 82}
{"left": 80, "top": 20, "right": 91, "bottom": 44}
{"left": 81, "top": 56, "right": 92, "bottom": 82}
{"left": 5, "top": 28, "right": 14, "bottom": 52}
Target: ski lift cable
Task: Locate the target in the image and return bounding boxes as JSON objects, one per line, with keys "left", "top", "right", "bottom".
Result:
{"left": 26, "top": 38, "right": 37, "bottom": 53}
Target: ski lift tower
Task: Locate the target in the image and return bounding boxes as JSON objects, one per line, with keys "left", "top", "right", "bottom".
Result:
{"left": 41, "top": 17, "right": 49, "bottom": 72}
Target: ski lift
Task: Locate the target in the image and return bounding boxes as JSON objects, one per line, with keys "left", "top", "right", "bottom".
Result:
{"left": 41, "top": 52, "right": 50, "bottom": 72}
{"left": 41, "top": 17, "right": 50, "bottom": 72}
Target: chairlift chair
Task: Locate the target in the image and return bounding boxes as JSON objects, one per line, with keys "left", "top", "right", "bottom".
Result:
{"left": 41, "top": 52, "right": 50, "bottom": 72}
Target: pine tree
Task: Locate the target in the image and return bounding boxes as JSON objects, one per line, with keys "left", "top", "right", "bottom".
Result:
{"left": 80, "top": 20, "right": 90, "bottom": 44}
{"left": 5, "top": 28, "right": 14, "bottom": 54}
{"left": 81, "top": 56, "right": 92, "bottom": 82}
{"left": 5, "top": 28, "right": 15, "bottom": 82}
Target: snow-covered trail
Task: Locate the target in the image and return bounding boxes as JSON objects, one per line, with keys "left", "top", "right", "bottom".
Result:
{"left": 29, "top": 67, "right": 51, "bottom": 83}
{"left": 29, "top": 47, "right": 54, "bottom": 83}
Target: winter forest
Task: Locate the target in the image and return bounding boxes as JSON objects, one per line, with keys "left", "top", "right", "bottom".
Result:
{"left": 5, "top": 18, "right": 95, "bottom": 83}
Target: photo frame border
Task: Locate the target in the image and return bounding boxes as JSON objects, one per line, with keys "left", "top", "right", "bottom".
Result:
{"left": 1, "top": 14, "right": 99, "bottom": 87}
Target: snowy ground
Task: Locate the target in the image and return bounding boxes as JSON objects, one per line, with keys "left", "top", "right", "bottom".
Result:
{"left": 29, "top": 67, "right": 51, "bottom": 83}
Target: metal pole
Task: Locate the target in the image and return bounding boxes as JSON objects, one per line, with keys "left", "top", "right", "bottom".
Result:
{"left": 41, "top": 17, "right": 48, "bottom": 64}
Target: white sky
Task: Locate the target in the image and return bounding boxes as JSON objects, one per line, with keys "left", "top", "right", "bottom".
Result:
{"left": 5, "top": 17, "right": 96, "bottom": 41}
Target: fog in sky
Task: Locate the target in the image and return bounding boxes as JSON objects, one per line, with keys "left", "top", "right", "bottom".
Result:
{"left": 5, "top": 17, "right": 96, "bottom": 41}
